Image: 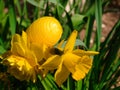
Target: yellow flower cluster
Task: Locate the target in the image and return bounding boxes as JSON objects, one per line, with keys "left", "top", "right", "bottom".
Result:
{"left": 1, "top": 16, "right": 99, "bottom": 86}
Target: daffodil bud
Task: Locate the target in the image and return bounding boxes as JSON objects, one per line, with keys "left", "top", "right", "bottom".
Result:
{"left": 26, "top": 16, "right": 63, "bottom": 47}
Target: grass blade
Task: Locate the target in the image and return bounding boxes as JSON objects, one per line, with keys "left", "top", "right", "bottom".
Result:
{"left": 67, "top": 76, "right": 75, "bottom": 90}
{"left": 84, "top": 15, "right": 94, "bottom": 48}
{"left": 95, "top": 0, "right": 102, "bottom": 51}
{"left": 8, "top": 0, "right": 17, "bottom": 35}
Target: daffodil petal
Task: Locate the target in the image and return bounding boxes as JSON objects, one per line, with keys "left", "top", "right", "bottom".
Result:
{"left": 25, "top": 50, "right": 38, "bottom": 66}
{"left": 55, "top": 62, "right": 70, "bottom": 86}
{"left": 10, "top": 36, "right": 39, "bottom": 66}
{"left": 11, "top": 34, "right": 21, "bottom": 43}
{"left": 72, "top": 55, "right": 92, "bottom": 81}
{"left": 41, "top": 55, "right": 61, "bottom": 70}
{"left": 21, "top": 31, "right": 30, "bottom": 50}
{"left": 11, "top": 33, "right": 27, "bottom": 56}
{"left": 63, "top": 53, "right": 81, "bottom": 73}
{"left": 57, "top": 40, "right": 65, "bottom": 48}
{"left": 30, "top": 43, "right": 44, "bottom": 61}
{"left": 72, "top": 68, "right": 85, "bottom": 81}
{"left": 14, "top": 43, "right": 25, "bottom": 56}
{"left": 64, "top": 30, "right": 78, "bottom": 53}
{"left": 11, "top": 34, "right": 21, "bottom": 54}
{"left": 73, "top": 49, "right": 99, "bottom": 56}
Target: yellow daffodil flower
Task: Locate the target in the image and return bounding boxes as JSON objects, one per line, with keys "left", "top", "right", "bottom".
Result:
{"left": 41, "top": 30, "right": 99, "bottom": 86}
{"left": 2, "top": 31, "right": 41, "bottom": 82}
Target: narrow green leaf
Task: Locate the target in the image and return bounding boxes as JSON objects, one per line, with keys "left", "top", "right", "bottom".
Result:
{"left": 105, "top": 59, "right": 120, "bottom": 90}
{"left": 100, "top": 20, "right": 120, "bottom": 51}
{"left": 95, "top": 0, "right": 102, "bottom": 51}
{"left": 75, "top": 39, "right": 87, "bottom": 49}
{"left": 82, "top": 0, "right": 95, "bottom": 15}
{"left": 75, "top": 80, "right": 82, "bottom": 90}
{"left": 67, "top": 76, "right": 75, "bottom": 90}
{"left": 92, "top": 21, "right": 120, "bottom": 89}
{"left": 84, "top": 16, "right": 95, "bottom": 48}
{"left": 8, "top": 0, "right": 17, "bottom": 35}
{"left": 38, "top": 75, "right": 51, "bottom": 90}
{"left": 96, "top": 22, "right": 120, "bottom": 90}
{"left": 61, "top": 25, "right": 71, "bottom": 40}
{"left": 27, "top": 0, "right": 44, "bottom": 8}
{"left": 56, "top": 0, "right": 68, "bottom": 17}
{"left": 1, "top": 16, "right": 9, "bottom": 41}
{"left": 0, "top": 45, "right": 6, "bottom": 54}
{"left": 65, "top": 11, "right": 74, "bottom": 31}
{"left": 0, "top": 0, "right": 4, "bottom": 20}
{"left": 15, "top": 0, "right": 22, "bottom": 16}
{"left": 46, "top": 74, "right": 58, "bottom": 89}
{"left": 102, "top": 30, "right": 120, "bottom": 80}
{"left": 44, "top": 1, "right": 49, "bottom": 16}
{"left": 71, "top": 14, "right": 87, "bottom": 30}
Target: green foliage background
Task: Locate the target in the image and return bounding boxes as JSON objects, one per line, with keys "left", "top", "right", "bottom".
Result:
{"left": 0, "top": 0, "right": 120, "bottom": 90}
